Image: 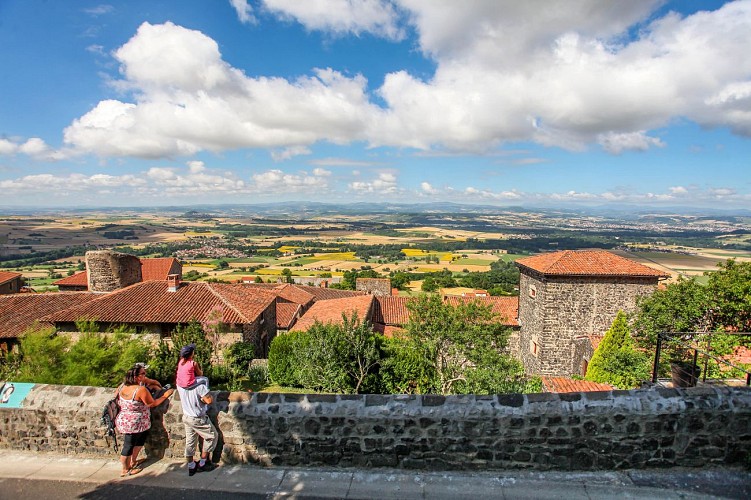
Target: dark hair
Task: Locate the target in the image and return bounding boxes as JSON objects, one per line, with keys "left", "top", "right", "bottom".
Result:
{"left": 124, "top": 365, "right": 143, "bottom": 386}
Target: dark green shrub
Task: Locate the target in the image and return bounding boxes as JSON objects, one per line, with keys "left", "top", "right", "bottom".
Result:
{"left": 268, "top": 332, "right": 302, "bottom": 387}
{"left": 587, "top": 311, "right": 650, "bottom": 389}
{"left": 379, "top": 336, "right": 436, "bottom": 394}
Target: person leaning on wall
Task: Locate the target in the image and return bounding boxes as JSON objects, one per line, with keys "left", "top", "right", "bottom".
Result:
{"left": 115, "top": 364, "right": 175, "bottom": 476}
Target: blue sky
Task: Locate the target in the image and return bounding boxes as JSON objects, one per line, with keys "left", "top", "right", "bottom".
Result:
{"left": 1, "top": 0, "right": 750, "bottom": 209}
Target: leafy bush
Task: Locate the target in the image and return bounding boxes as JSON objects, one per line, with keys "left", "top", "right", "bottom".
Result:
{"left": 225, "top": 342, "right": 255, "bottom": 377}
{"left": 268, "top": 331, "right": 303, "bottom": 387}
{"left": 15, "top": 327, "right": 69, "bottom": 383}
{"left": 247, "top": 361, "right": 270, "bottom": 387}
{"left": 142, "top": 320, "right": 215, "bottom": 386}
{"left": 12, "top": 324, "right": 150, "bottom": 387}
{"left": 379, "top": 336, "right": 436, "bottom": 394}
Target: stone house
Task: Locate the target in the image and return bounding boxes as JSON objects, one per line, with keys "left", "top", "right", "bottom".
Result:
{"left": 0, "top": 271, "right": 23, "bottom": 294}
{"left": 42, "top": 277, "right": 279, "bottom": 358}
{"left": 355, "top": 277, "right": 392, "bottom": 296}
{"left": 0, "top": 292, "right": 97, "bottom": 352}
{"left": 515, "top": 250, "right": 669, "bottom": 377}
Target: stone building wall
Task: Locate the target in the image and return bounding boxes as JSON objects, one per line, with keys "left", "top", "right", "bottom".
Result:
{"left": 85, "top": 250, "right": 142, "bottom": 293}
{"left": 242, "top": 303, "right": 277, "bottom": 358}
{"left": 356, "top": 278, "right": 391, "bottom": 297}
{"left": 2, "top": 384, "right": 749, "bottom": 471}
{"left": 518, "top": 272, "right": 658, "bottom": 376}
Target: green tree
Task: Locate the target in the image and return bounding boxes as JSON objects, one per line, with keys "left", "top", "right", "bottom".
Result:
{"left": 390, "top": 272, "right": 410, "bottom": 291}
{"left": 706, "top": 259, "right": 751, "bottom": 331}
{"left": 16, "top": 327, "right": 69, "bottom": 383}
{"left": 268, "top": 332, "right": 302, "bottom": 386}
{"left": 148, "top": 320, "right": 213, "bottom": 384}
{"left": 586, "top": 311, "right": 650, "bottom": 389}
{"left": 379, "top": 335, "right": 436, "bottom": 394}
{"left": 281, "top": 268, "right": 293, "bottom": 283}
{"left": 403, "top": 295, "right": 526, "bottom": 394}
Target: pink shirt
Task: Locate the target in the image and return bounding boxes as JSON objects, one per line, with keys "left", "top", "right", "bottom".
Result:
{"left": 176, "top": 359, "right": 197, "bottom": 388}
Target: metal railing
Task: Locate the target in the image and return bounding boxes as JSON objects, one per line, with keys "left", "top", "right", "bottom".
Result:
{"left": 651, "top": 331, "right": 751, "bottom": 386}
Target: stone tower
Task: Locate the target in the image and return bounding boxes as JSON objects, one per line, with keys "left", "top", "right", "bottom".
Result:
{"left": 85, "top": 250, "right": 142, "bottom": 293}
{"left": 515, "top": 250, "right": 668, "bottom": 377}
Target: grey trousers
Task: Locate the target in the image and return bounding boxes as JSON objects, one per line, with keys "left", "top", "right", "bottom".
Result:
{"left": 183, "top": 414, "right": 218, "bottom": 458}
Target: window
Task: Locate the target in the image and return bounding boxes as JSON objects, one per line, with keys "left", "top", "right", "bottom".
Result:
{"left": 529, "top": 335, "right": 539, "bottom": 356}
{"left": 529, "top": 285, "right": 536, "bottom": 298}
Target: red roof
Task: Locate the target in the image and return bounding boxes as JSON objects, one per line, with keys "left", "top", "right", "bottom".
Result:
{"left": 0, "top": 271, "right": 22, "bottom": 286}
{"left": 541, "top": 377, "right": 614, "bottom": 393}
{"left": 516, "top": 250, "right": 669, "bottom": 278}
{"left": 0, "top": 292, "right": 98, "bottom": 339}
{"left": 372, "top": 296, "right": 412, "bottom": 325}
{"left": 141, "top": 257, "right": 180, "bottom": 281}
{"left": 444, "top": 296, "right": 519, "bottom": 326}
{"left": 276, "top": 301, "right": 302, "bottom": 329}
{"left": 290, "top": 295, "right": 374, "bottom": 332}
{"left": 52, "top": 271, "right": 88, "bottom": 287}
{"left": 274, "top": 283, "right": 316, "bottom": 306}
{"left": 372, "top": 295, "right": 519, "bottom": 328}
{"left": 43, "top": 281, "right": 276, "bottom": 325}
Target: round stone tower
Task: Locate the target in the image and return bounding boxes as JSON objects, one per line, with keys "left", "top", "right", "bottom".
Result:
{"left": 85, "top": 250, "right": 142, "bottom": 292}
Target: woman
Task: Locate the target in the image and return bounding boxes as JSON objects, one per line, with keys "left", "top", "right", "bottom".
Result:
{"left": 115, "top": 365, "right": 174, "bottom": 476}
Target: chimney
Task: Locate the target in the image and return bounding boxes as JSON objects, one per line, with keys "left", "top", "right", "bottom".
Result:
{"left": 167, "top": 274, "right": 181, "bottom": 292}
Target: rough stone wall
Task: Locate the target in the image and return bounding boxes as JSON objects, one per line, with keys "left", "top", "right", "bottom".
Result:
{"left": 356, "top": 278, "right": 391, "bottom": 296}
{"left": 518, "top": 272, "right": 659, "bottom": 376}
{"left": 242, "top": 302, "right": 276, "bottom": 358}
{"left": 86, "top": 250, "right": 142, "bottom": 292}
{"left": 2, "top": 385, "right": 749, "bottom": 471}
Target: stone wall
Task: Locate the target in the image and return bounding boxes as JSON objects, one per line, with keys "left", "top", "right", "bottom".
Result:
{"left": 86, "top": 250, "right": 142, "bottom": 292}
{"left": 2, "top": 384, "right": 749, "bottom": 471}
{"left": 356, "top": 278, "right": 391, "bottom": 297}
{"left": 518, "top": 272, "right": 658, "bottom": 376}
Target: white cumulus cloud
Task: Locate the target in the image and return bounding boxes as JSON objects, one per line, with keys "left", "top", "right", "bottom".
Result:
{"left": 229, "top": 0, "right": 255, "bottom": 24}
{"left": 262, "top": 0, "right": 404, "bottom": 40}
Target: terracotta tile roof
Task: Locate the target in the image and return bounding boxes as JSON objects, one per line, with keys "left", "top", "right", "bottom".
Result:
{"left": 274, "top": 283, "right": 316, "bottom": 306}
{"left": 0, "top": 271, "right": 22, "bottom": 286}
{"left": 0, "top": 292, "right": 98, "bottom": 339}
{"left": 290, "top": 295, "right": 374, "bottom": 332}
{"left": 43, "top": 281, "right": 275, "bottom": 326}
{"left": 52, "top": 258, "right": 181, "bottom": 289}
{"left": 141, "top": 257, "right": 181, "bottom": 281}
{"left": 276, "top": 301, "right": 302, "bottom": 329}
{"left": 516, "top": 250, "right": 669, "bottom": 278}
{"left": 52, "top": 271, "right": 88, "bottom": 287}
{"left": 444, "top": 296, "right": 519, "bottom": 326}
{"left": 372, "top": 296, "right": 412, "bottom": 325}
{"left": 372, "top": 295, "right": 519, "bottom": 328}
{"left": 541, "top": 377, "right": 614, "bottom": 393}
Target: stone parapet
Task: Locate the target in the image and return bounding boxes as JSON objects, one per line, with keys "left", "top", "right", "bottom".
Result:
{"left": 1, "top": 384, "right": 749, "bottom": 471}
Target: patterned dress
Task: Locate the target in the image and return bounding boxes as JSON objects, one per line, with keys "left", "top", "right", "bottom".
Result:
{"left": 115, "top": 385, "right": 151, "bottom": 434}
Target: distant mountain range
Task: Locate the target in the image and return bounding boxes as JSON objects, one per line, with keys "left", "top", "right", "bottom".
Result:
{"left": 1, "top": 201, "right": 750, "bottom": 219}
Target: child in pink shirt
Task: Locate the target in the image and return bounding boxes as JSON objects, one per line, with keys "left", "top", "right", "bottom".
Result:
{"left": 176, "top": 343, "right": 209, "bottom": 389}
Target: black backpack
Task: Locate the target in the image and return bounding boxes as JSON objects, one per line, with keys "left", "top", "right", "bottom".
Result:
{"left": 101, "top": 396, "right": 120, "bottom": 452}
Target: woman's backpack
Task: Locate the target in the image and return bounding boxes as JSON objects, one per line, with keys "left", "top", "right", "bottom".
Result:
{"left": 101, "top": 396, "right": 120, "bottom": 452}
